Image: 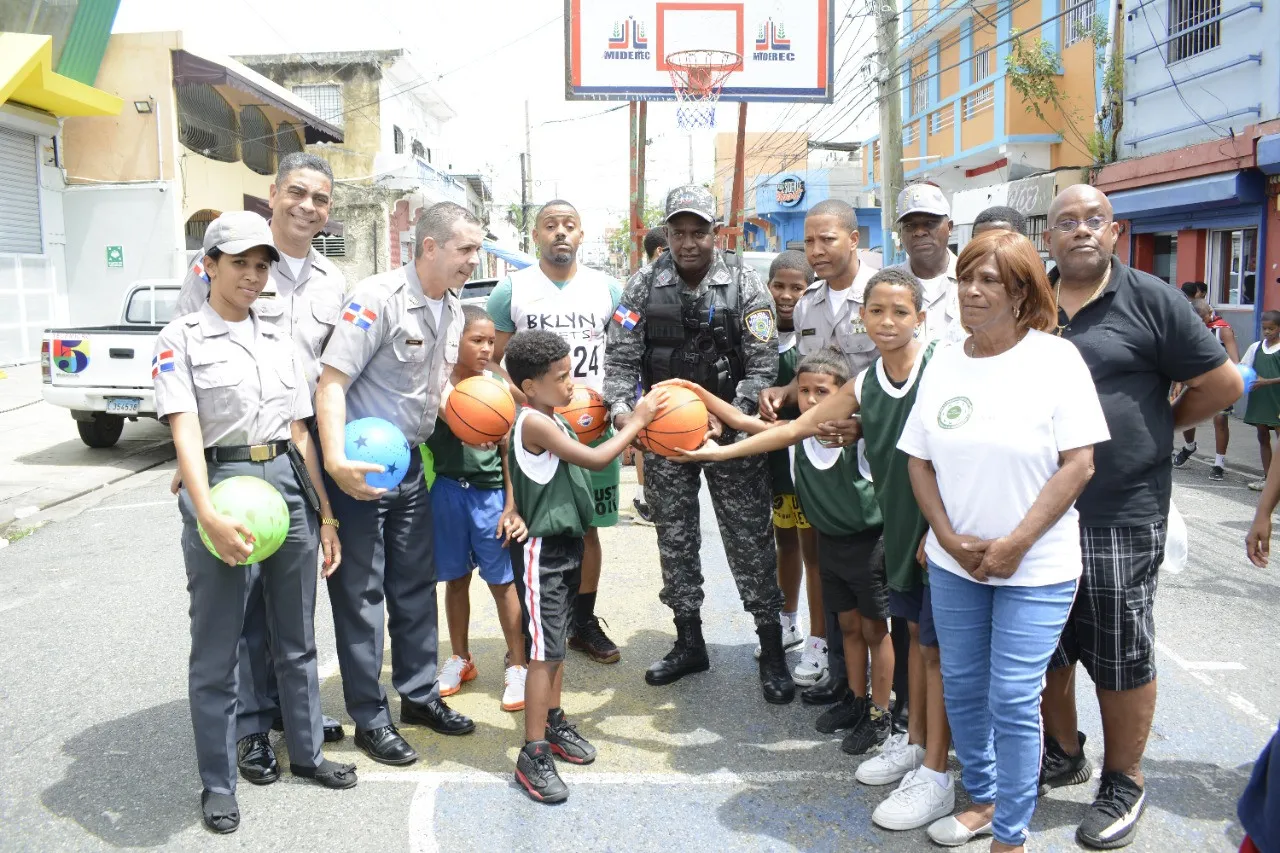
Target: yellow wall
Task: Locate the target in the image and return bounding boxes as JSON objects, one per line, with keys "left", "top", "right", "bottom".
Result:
{"left": 927, "top": 109, "right": 955, "bottom": 159}
{"left": 1004, "top": 30, "right": 1096, "bottom": 167}
{"left": 181, "top": 157, "right": 274, "bottom": 222}
{"left": 938, "top": 35, "right": 961, "bottom": 101}
{"left": 62, "top": 31, "right": 177, "bottom": 183}
{"left": 961, "top": 92, "right": 996, "bottom": 149}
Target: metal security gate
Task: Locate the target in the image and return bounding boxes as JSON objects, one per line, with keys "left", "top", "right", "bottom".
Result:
{"left": 0, "top": 125, "right": 53, "bottom": 365}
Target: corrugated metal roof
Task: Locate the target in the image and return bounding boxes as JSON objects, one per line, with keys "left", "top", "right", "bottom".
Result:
{"left": 54, "top": 0, "right": 121, "bottom": 86}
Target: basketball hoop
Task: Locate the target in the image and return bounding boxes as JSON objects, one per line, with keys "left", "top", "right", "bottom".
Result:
{"left": 667, "top": 49, "right": 741, "bottom": 131}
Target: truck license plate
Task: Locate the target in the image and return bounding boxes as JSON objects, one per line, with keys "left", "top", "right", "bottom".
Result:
{"left": 106, "top": 398, "right": 140, "bottom": 415}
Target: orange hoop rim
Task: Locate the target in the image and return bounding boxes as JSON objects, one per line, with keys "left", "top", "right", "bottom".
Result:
{"left": 667, "top": 49, "right": 741, "bottom": 94}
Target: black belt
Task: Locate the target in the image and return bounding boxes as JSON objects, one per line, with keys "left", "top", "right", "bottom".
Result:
{"left": 205, "top": 440, "right": 291, "bottom": 463}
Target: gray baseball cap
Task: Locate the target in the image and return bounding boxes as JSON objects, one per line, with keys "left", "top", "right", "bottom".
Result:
{"left": 202, "top": 211, "right": 281, "bottom": 261}
{"left": 665, "top": 185, "right": 717, "bottom": 224}
{"left": 896, "top": 183, "right": 951, "bottom": 221}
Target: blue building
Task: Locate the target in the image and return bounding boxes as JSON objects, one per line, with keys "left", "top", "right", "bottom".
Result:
{"left": 746, "top": 167, "right": 882, "bottom": 253}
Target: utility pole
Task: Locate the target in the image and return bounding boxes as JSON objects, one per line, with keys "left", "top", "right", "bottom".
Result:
{"left": 877, "top": 0, "right": 904, "bottom": 261}
{"left": 523, "top": 100, "right": 533, "bottom": 252}
{"left": 519, "top": 153, "right": 529, "bottom": 253}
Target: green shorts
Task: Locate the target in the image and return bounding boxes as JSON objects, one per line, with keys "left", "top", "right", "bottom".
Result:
{"left": 589, "top": 427, "right": 620, "bottom": 528}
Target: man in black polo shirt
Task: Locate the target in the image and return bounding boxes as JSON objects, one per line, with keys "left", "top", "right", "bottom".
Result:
{"left": 1038, "top": 185, "right": 1243, "bottom": 849}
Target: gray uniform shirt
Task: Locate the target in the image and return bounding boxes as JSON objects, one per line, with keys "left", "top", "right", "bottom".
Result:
{"left": 603, "top": 252, "right": 778, "bottom": 417}
{"left": 175, "top": 249, "right": 347, "bottom": 394}
{"left": 319, "top": 262, "right": 462, "bottom": 445}
{"left": 153, "top": 303, "right": 311, "bottom": 446}
{"left": 794, "top": 259, "right": 879, "bottom": 377}
{"left": 885, "top": 251, "right": 963, "bottom": 344}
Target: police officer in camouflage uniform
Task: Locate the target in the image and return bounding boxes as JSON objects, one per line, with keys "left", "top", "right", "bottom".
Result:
{"left": 603, "top": 185, "right": 793, "bottom": 704}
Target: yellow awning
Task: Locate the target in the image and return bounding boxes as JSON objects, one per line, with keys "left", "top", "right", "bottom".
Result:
{"left": 0, "top": 33, "right": 122, "bottom": 117}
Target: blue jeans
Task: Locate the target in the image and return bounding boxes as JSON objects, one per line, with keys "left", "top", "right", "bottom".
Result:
{"left": 929, "top": 565, "right": 1077, "bottom": 846}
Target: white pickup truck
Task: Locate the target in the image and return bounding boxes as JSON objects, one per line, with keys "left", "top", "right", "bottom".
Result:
{"left": 40, "top": 280, "right": 181, "bottom": 448}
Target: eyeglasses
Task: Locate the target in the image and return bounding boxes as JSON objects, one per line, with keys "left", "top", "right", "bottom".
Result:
{"left": 1051, "top": 216, "right": 1110, "bottom": 233}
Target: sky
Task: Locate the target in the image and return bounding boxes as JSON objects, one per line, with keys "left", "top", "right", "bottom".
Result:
{"left": 111, "top": 0, "right": 878, "bottom": 246}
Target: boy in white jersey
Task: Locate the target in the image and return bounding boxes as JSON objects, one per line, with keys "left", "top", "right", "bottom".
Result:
{"left": 486, "top": 200, "right": 626, "bottom": 665}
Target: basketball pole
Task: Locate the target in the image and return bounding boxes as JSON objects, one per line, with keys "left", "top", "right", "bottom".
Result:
{"left": 628, "top": 101, "right": 649, "bottom": 274}
{"left": 727, "top": 102, "right": 748, "bottom": 252}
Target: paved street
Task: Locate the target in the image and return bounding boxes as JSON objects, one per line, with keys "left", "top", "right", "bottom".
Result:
{"left": 0, "top": 440, "right": 1276, "bottom": 852}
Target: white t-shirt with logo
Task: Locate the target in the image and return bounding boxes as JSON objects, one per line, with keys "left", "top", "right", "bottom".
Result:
{"left": 501, "top": 265, "right": 621, "bottom": 393}
{"left": 897, "top": 329, "right": 1110, "bottom": 586}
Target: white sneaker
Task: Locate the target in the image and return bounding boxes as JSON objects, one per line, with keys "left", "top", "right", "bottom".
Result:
{"left": 753, "top": 618, "right": 805, "bottom": 659}
{"left": 876, "top": 769, "right": 957, "bottom": 832}
{"left": 1249, "top": 480, "right": 1267, "bottom": 491}
{"left": 501, "top": 665, "right": 527, "bottom": 712}
{"left": 438, "top": 654, "right": 475, "bottom": 697}
{"left": 791, "top": 636, "right": 828, "bottom": 685}
{"left": 856, "top": 733, "right": 924, "bottom": 785}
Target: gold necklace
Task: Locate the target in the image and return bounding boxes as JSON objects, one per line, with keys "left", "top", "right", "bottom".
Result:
{"left": 1054, "top": 267, "right": 1111, "bottom": 336}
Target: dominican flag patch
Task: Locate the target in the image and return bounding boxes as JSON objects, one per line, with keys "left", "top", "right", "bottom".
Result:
{"left": 192, "top": 259, "right": 209, "bottom": 283}
{"left": 151, "top": 349, "right": 175, "bottom": 379}
{"left": 612, "top": 304, "right": 641, "bottom": 330}
{"left": 342, "top": 302, "right": 378, "bottom": 331}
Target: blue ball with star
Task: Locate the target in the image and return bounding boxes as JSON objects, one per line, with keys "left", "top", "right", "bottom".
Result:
{"left": 344, "top": 417, "right": 411, "bottom": 490}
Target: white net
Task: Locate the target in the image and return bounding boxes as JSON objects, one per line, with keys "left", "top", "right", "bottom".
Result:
{"left": 667, "top": 49, "right": 739, "bottom": 131}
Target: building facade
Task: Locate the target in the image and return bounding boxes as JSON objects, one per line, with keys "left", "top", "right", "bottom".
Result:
{"left": 57, "top": 31, "right": 339, "bottom": 326}
{"left": 240, "top": 50, "right": 475, "bottom": 285}
{"left": 748, "top": 166, "right": 882, "bottom": 253}
{"left": 1095, "top": 0, "right": 1280, "bottom": 351}
{"left": 0, "top": 31, "right": 122, "bottom": 364}
{"left": 860, "top": 0, "right": 1108, "bottom": 208}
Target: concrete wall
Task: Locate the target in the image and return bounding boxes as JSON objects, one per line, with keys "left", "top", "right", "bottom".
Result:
{"left": 247, "top": 59, "right": 384, "bottom": 181}
{"left": 325, "top": 195, "right": 391, "bottom": 286}
{"left": 61, "top": 182, "right": 184, "bottom": 325}
{"left": 1121, "top": 0, "right": 1279, "bottom": 157}
{"left": 61, "top": 31, "right": 177, "bottom": 184}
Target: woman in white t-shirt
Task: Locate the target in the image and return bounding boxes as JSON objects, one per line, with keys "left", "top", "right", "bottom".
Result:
{"left": 897, "top": 231, "right": 1110, "bottom": 853}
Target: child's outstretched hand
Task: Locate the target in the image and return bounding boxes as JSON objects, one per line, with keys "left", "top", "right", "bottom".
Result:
{"left": 656, "top": 378, "right": 717, "bottom": 408}
{"left": 633, "top": 387, "right": 670, "bottom": 426}
{"left": 673, "top": 442, "right": 729, "bottom": 464}
{"left": 497, "top": 506, "right": 528, "bottom": 546}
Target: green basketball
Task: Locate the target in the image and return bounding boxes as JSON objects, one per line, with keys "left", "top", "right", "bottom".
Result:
{"left": 198, "top": 476, "right": 290, "bottom": 565}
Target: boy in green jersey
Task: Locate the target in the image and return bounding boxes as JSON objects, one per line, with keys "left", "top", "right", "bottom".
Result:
{"left": 422, "top": 306, "right": 529, "bottom": 713}
{"left": 674, "top": 347, "right": 896, "bottom": 755}
{"left": 665, "top": 268, "right": 956, "bottom": 831}
{"left": 762, "top": 251, "right": 827, "bottom": 684}
{"left": 503, "top": 329, "right": 666, "bottom": 804}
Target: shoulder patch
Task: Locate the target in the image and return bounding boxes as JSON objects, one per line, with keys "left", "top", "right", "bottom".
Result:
{"left": 341, "top": 300, "right": 378, "bottom": 331}
{"left": 745, "top": 308, "right": 776, "bottom": 342}
{"left": 612, "top": 304, "right": 641, "bottom": 330}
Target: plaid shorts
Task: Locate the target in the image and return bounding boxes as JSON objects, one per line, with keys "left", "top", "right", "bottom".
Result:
{"left": 1049, "top": 521, "right": 1165, "bottom": 691}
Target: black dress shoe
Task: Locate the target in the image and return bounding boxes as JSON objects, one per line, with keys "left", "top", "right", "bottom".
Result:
{"left": 401, "top": 697, "right": 476, "bottom": 735}
{"left": 291, "top": 758, "right": 358, "bottom": 789}
{"left": 200, "top": 790, "right": 239, "bottom": 834}
{"left": 801, "top": 673, "right": 848, "bottom": 706}
{"left": 236, "top": 733, "right": 279, "bottom": 785}
{"left": 273, "top": 714, "right": 345, "bottom": 743}
{"left": 354, "top": 725, "right": 418, "bottom": 766}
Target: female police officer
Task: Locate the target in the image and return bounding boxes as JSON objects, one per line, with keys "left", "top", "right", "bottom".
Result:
{"left": 153, "top": 211, "right": 356, "bottom": 833}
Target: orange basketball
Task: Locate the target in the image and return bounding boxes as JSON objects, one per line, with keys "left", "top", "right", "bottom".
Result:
{"left": 442, "top": 375, "right": 516, "bottom": 446}
{"left": 555, "top": 384, "right": 608, "bottom": 443}
{"left": 638, "top": 386, "right": 709, "bottom": 457}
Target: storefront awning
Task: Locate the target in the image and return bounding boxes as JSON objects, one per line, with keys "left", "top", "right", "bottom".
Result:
{"left": 0, "top": 33, "right": 122, "bottom": 117}
{"left": 171, "top": 48, "right": 343, "bottom": 144}
{"left": 1109, "top": 170, "right": 1264, "bottom": 219}
{"left": 1257, "top": 134, "right": 1280, "bottom": 176}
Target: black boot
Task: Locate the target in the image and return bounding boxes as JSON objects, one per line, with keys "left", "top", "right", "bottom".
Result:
{"left": 645, "top": 615, "right": 710, "bottom": 686}
{"left": 756, "top": 622, "right": 796, "bottom": 705}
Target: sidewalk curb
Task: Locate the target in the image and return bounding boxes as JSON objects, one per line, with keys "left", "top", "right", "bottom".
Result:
{"left": 0, "top": 447, "right": 174, "bottom": 538}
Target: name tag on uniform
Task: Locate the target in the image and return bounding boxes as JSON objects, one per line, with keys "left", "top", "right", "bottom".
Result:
{"left": 405, "top": 339, "right": 424, "bottom": 346}
{"left": 800, "top": 328, "right": 817, "bottom": 337}
{"left": 850, "top": 319, "right": 867, "bottom": 335}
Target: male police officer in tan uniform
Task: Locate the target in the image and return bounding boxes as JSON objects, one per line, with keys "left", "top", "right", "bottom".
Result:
{"left": 175, "top": 153, "right": 347, "bottom": 782}
{"left": 315, "top": 202, "right": 479, "bottom": 766}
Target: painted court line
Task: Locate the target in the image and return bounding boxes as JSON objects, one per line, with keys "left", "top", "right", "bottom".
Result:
{"left": 368, "top": 768, "right": 861, "bottom": 786}
{"left": 1155, "top": 640, "right": 1244, "bottom": 672}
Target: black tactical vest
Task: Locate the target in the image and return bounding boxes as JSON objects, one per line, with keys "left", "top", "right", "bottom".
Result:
{"left": 641, "top": 253, "right": 745, "bottom": 402}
